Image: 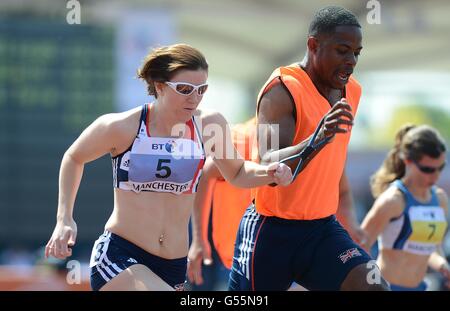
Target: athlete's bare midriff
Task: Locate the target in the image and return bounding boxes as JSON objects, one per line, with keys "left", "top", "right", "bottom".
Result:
{"left": 377, "top": 249, "right": 429, "bottom": 287}
{"left": 104, "top": 188, "right": 194, "bottom": 259}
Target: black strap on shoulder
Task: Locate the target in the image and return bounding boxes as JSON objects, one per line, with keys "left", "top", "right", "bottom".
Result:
{"left": 135, "top": 104, "right": 149, "bottom": 137}
{"left": 140, "top": 103, "right": 148, "bottom": 123}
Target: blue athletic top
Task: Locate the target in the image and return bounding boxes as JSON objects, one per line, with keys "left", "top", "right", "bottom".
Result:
{"left": 111, "top": 104, "right": 205, "bottom": 195}
{"left": 378, "top": 180, "right": 447, "bottom": 255}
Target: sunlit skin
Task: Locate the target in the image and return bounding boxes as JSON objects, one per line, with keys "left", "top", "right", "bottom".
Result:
{"left": 44, "top": 64, "right": 293, "bottom": 290}
{"left": 151, "top": 69, "right": 208, "bottom": 136}
{"left": 404, "top": 154, "right": 446, "bottom": 190}
{"left": 362, "top": 152, "right": 449, "bottom": 288}
{"left": 303, "top": 25, "right": 363, "bottom": 103}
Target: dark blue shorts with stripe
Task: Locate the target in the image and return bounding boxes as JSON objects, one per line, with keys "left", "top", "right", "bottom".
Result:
{"left": 228, "top": 203, "right": 372, "bottom": 291}
{"left": 89, "top": 231, "right": 187, "bottom": 291}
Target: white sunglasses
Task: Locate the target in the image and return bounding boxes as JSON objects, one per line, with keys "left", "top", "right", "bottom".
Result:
{"left": 165, "top": 81, "right": 208, "bottom": 96}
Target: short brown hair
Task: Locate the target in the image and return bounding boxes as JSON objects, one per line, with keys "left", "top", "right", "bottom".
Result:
{"left": 137, "top": 43, "right": 208, "bottom": 98}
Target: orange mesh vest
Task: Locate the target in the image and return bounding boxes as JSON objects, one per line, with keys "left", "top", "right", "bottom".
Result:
{"left": 255, "top": 64, "right": 361, "bottom": 220}
{"left": 212, "top": 118, "right": 257, "bottom": 269}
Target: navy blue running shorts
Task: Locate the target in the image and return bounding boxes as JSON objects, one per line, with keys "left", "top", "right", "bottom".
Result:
{"left": 228, "top": 203, "right": 373, "bottom": 291}
{"left": 89, "top": 231, "right": 187, "bottom": 291}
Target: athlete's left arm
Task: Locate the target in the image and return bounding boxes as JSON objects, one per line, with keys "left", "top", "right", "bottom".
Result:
{"left": 201, "top": 110, "right": 291, "bottom": 188}
{"left": 336, "top": 171, "right": 367, "bottom": 245}
{"left": 427, "top": 188, "right": 450, "bottom": 287}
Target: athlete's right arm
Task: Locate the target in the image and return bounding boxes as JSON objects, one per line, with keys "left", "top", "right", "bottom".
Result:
{"left": 45, "top": 111, "right": 139, "bottom": 259}
{"left": 257, "top": 80, "right": 353, "bottom": 175}
{"left": 360, "top": 189, "right": 404, "bottom": 253}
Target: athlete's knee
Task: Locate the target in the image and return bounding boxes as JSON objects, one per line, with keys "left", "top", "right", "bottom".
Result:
{"left": 367, "top": 280, "right": 390, "bottom": 291}
{"left": 340, "top": 262, "right": 390, "bottom": 291}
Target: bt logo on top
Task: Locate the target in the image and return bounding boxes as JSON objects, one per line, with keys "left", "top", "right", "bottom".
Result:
{"left": 165, "top": 140, "right": 178, "bottom": 153}
{"left": 151, "top": 141, "right": 178, "bottom": 153}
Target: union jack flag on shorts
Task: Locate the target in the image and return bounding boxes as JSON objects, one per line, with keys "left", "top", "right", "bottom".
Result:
{"left": 338, "top": 247, "right": 362, "bottom": 264}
